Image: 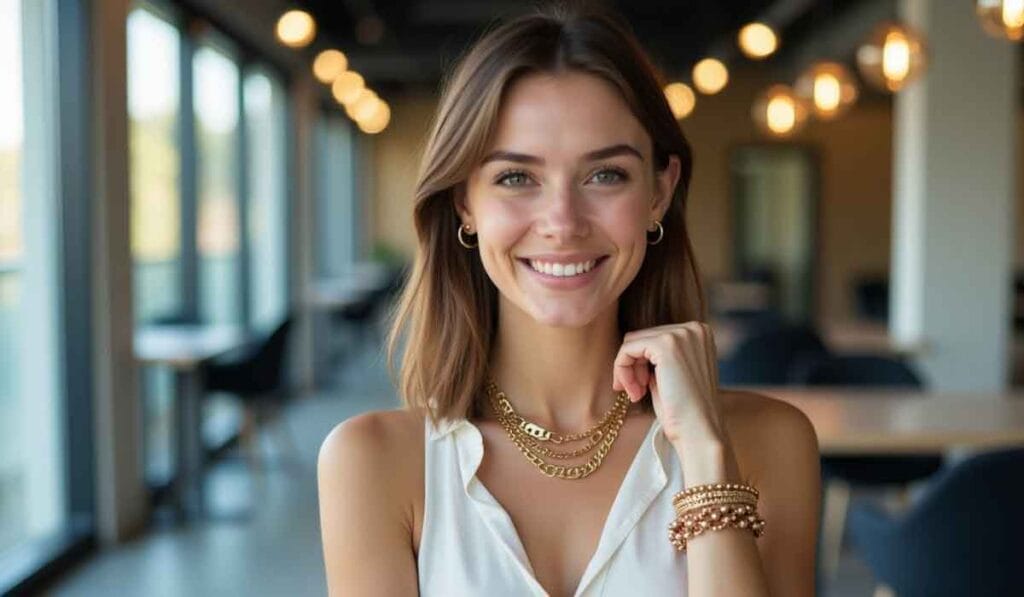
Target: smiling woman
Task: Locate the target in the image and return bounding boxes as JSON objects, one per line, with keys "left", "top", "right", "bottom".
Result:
{"left": 318, "top": 3, "right": 820, "bottom": 597}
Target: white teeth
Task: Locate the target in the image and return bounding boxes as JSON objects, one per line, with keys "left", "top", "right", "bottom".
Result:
{"left": 527, "top": 259, "right": 598, "bottom": 277}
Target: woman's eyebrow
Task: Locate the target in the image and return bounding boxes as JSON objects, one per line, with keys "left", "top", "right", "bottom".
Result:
{"left": 480, "top": 143, "right": 644, "bottom": 166}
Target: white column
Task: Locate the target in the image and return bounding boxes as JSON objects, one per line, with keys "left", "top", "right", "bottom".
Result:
{"left": 91, "top": 0, "right": 148, "bottom": 541}
{"left": 891, "top": 0, "right": 1019, "bottom": 392}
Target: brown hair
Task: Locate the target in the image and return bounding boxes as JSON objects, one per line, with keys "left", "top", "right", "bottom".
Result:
{"left": 386, "top": 2, "right": 706, "bottom": 424}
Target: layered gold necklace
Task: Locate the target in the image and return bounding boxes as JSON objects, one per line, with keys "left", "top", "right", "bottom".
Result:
{"left": 484, "top": 379, "right": 631, "bottom": 480}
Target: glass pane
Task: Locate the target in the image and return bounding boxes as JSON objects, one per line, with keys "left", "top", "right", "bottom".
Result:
{"left": 127, "top": 6, "right": 181, "bottom": 485}
{"left": 0, "top": 0, "right": 66, "bottom": 555}
{"left": 128, "top": 7, "right": 181, "bottom": 324}
{"left": 315, "top": 115, "right": 357, "bottom": 277}
{"left": 194, "top": 45, "right": 240, "bottom": 326}
{"left": 244, "top": 69, "right": 288, "bottom": 332}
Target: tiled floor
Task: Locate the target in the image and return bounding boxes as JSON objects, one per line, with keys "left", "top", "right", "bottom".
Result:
{"left": 52, "top": 337, "right": 880, "bottom": 596}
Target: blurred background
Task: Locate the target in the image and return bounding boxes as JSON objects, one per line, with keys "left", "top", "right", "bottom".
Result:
{"left": 1, "top": 0, "right": 1022, "bottom": 595}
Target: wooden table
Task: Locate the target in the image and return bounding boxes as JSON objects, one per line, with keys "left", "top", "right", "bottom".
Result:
{"left": 745, "top": 387, "right": 1024, "bottom": 455}
{"left": 135, "top": 325, "right": 248, "bottom": 519}
{"left": 305, "top": 263, "right": 390, "bottom": 310}
{"left": 711, "top": 319, "right": 929, "bottom": 359}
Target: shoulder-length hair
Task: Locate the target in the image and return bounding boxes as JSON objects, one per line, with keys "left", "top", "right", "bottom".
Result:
{"left": 386, "top": 3, "right": 706, "bottom": 424}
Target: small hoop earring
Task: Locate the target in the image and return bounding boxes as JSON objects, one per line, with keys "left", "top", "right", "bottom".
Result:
{"left": 647, "top": 220, "right": 664, "bottom": 245}
{"left": 457, "top": 224, "right": 478, "bottom": 249}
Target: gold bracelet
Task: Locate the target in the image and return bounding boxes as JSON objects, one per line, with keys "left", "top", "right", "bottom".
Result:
{"left": 668, "top": 503, "right": 767, "bottom": 552}
{"left": 672, "top": 482, "right": 759, "bottom": 503}
{"left": 674, "top": 490, "right": 758, "bottom": 510}
{"left": 667, "top": 483, "right": 766, "bottom": 553}
{"left": 674, "top": 495, "right": 758, "bottom": 516}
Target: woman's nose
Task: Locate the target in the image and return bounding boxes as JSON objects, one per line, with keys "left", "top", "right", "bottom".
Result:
{"left": 537, "top": 187, "right": 589, "bottom": 241}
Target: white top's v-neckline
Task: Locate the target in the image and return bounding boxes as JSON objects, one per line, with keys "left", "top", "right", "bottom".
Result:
{"left": 418, "top": 414, "right": 689, "bottom": 596}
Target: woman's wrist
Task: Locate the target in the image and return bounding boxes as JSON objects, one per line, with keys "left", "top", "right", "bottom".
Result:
{"left": 673, "top": 438, "right": 744, "bottom": 487}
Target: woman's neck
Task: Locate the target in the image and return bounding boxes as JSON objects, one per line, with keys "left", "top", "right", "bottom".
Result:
{"left": 487, "top": 298, "right": 624, "bottom": 432}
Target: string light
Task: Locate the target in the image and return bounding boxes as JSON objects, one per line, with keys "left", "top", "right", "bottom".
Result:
{"left": 856, "top": 21, "right": 927, "bottom": 93}
{"left": 738, "top": 23, "right": 779, "bottom": 59}
{"left": 794, "top": 61, "right": 859, "bottom": 120}
{"left": 692, "top": 58, "right": 729, "bottom": 95}
{"left": 976, "top": 0, "right": 1024, "bottom": 41}
{"left": 752, "top": 85, "right": 809, "bottom": 137}
{"left": 663, "top": 82, "right": 696, "bottom": 119}
{"left": 312, "top": 49, "right": 348, "bottom": 84}
{"left": 275, "top": 10, "right": 316, "bottom": 48}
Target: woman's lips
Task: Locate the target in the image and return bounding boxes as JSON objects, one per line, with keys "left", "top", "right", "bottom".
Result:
{"left": 517, "top": 256, "right": 609, "bottom": 290}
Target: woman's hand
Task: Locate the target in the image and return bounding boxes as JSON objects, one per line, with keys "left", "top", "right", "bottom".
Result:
{"left": 612, "top": 322, "right": 732, "bottom": 460}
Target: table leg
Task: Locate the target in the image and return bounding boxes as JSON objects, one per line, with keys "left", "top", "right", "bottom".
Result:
{"left": 174, "top": 369, "right": 205, "bottom": 519}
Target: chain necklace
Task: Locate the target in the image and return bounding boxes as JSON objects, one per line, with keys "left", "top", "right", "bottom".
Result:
{"left": 484, "top": 379, "right": 631, "bottom": 480}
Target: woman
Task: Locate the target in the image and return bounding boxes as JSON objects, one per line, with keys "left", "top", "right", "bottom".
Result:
{"left": 318, "top": 4, "right": 820, "bottom": 596}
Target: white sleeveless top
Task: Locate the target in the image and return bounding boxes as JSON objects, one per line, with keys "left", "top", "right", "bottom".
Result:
{"left": 417, "top": 415, "right": 688, "bottom": 596}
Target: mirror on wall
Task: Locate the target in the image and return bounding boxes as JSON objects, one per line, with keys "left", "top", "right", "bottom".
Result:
{"left": 729, "top": 145, "right": 819, "bottom": 323}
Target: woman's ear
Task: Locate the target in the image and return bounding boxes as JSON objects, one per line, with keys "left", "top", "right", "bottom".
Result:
{"left": 453, "top": 184, "right": 474, "bottom": 230}
{"left": 652, "top": 154, "right": 682, "bottom": 221}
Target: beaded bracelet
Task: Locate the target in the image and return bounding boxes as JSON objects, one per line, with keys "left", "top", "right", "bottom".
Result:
{"left": 667, "top": 483, "right": 766, "bottom": 552}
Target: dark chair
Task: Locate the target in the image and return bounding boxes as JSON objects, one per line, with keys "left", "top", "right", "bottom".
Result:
{"left": 718, "top": 322, "right": 830, "bottom": 385}
{"left": 853, "top": 277, "right": 889, "bottom": 323}
{"left": 793, "top": 354, "right": 944, "bottom": 585}
{"left": 201, "top": 316, "right": 294, "bottom": 468}
{"left": 847, "top": 448, "right": 1024, "bottom": 597}
{"left": 328, "top": 264, "right": 407, "bottom": 362}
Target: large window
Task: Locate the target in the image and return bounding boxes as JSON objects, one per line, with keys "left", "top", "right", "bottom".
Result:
{"left": 244, "top": 69, "right": 289, "bottom": 331}
{"left": 194, "top": 43, "right": 242, "bottom": 326}
{"left": 128, "top": 7, "right": 181, "bottom": 324}
{"left": 0, "top": 0, "right": 66, "bottom": 559}
{"left": 315, "top": 115, "right": 359, "bottom": 277}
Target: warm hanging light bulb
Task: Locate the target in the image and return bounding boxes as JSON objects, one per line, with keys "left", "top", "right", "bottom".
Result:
{"left": 331, "top": 71, "right": 365, "bottom": 105}
{"left": 692, "top": 58, "right": 729, "bottom": 95}
{"left": 345, "top": 89, "right": 380, "bottom": 122}
{"left": 856, "top": 21, "right": 927, "bottom": 93}
{"left": 752, "top": 84, "right": 809, "bottom": 137}
{"left": 358, "top": 101, "right": 391, "bottom": 134}
{"left": 276, "top": 10, "right": 316, "bottom": 48}
{"left": 738, "top": 22, "right": 779, "bottom": 59}
{"left": 663, "top": 82, "right": 696, "bottom": 119}
{"left": 976, "top": 0, "right": 1024, "bottom": 41}
{"left": 794, "top": 61, "right": 859, "bottom": 120}
{"left": 312, "top": 49, "right": 348, "bottom": 84}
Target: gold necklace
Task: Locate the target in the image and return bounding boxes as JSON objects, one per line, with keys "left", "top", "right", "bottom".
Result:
{"left": 484, "top": 379, "right": 631, "bottom": 480}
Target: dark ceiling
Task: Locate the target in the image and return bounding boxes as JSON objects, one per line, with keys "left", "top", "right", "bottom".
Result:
{"left": 296, "top": 0, "right": 866, "bottom": 90}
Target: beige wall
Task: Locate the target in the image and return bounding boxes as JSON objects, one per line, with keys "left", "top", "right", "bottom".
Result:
{"left": 366, "top": 67, "right": 1018, "bottom": 323}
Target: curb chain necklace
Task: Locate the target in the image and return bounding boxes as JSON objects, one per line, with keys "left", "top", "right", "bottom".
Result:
{"left": 484, "top": 379, "right": 631, "bottom": 480}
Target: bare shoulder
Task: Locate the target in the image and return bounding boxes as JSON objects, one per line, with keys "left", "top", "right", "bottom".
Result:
{"left": 319, "top": 408, "right": 426, "bottom": 465}
{"left": 318, "top": 408, "right": 425, "bottom": 513}
{"left": 317, "top": 409, "right": 425, "bottom": 596}
{"left": 719, "top": 389, "right": 820, "bottom": 473}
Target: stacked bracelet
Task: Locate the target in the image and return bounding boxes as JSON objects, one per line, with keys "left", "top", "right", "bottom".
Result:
{"left": 667, "top": 483, "right": 766, "bottom": 552}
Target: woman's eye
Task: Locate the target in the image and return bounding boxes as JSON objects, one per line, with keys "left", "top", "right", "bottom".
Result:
{"left": 496, "top": 171, "right": 531, "bottom": 187}
{"left": 590, "top": 168, "right": 627, "bottom": 184}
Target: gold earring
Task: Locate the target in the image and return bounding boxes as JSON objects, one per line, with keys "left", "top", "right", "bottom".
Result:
{"left": 457, "top": 224, "right": 478, "bottom": 249}
{"left": 647, "top": 220, "right": 664, "bottom": 245}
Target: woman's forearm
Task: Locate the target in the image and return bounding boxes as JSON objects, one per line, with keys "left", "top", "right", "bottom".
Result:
{"left": 674, "top": 441, "right": 772, "bottom": 597}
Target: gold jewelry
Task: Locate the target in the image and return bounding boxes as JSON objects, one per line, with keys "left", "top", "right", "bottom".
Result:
{"left": 484, "top": 379, "right": 631, "bottom": 480}
{"left": 666, "top": 483, "right": 766, "bottom": 552}
{"left": 647, "top": 220, "right": 664, "bottom": 245}
{"left": 457, "top": 224, "right": 478, "bottom": 249}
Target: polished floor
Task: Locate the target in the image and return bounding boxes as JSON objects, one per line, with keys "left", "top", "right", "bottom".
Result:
{"left": 52, "top": 336, "right": 880, "bottom": 597}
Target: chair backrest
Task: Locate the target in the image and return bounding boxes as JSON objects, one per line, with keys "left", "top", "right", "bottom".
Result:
{"left": 875, "top": 448, "right": 1024, "bottom": 595}
{"left": 718, "top": 323, "right": 829, "bottom": 385}
{"left": 249, "top": 316, "right": 293, "bottom": 390}
{"left": 793, "top": 354, "right": 924, "bottom": 388}
{"left": 854, "top": 277, "right": 889, "bottom": 322}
